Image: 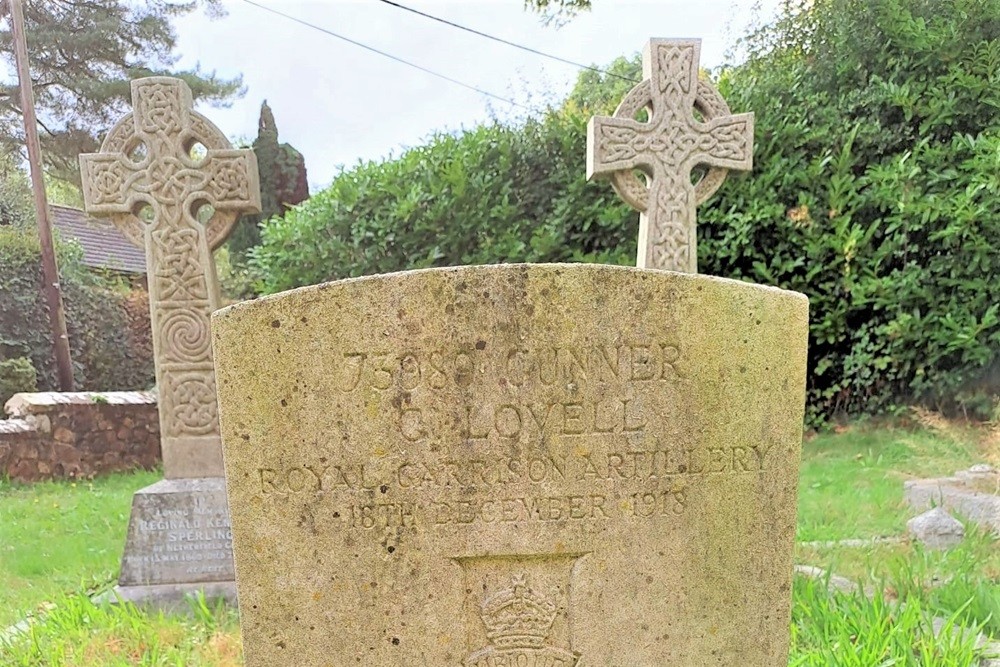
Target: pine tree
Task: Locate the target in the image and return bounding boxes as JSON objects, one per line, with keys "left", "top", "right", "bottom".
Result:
{"left": 0, "top": 0, "right": 242, "bottom": 184}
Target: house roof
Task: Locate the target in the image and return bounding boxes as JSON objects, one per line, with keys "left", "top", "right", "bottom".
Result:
{"left": 50, "top": 205, "right": 146, "bottom": 275}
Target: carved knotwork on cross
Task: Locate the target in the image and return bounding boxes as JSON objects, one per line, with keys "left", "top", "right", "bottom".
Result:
{"left": 80, "top": 77, "right": 261, "bottom": 479}
{"left": 586, "top": 39, "right": 754, "bottom": 273}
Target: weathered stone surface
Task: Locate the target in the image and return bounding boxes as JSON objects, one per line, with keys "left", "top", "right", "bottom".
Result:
{"left": 214, "top": 264, "right": 808, "bottom": 667}
{"left": 96, "top": 581, "right": 238, "bottom": 613}
{"left": 78, "top": 76, "right": 259, "bottom": 607}
{"left": 906, "top": 507, "right": 965, "bottom": 549}
{"left": 793, "top": 565, "right": 861, "bottom": 595}
{"left": 956, "top": 464, "right": 999, "bottom": 488}
{"left": 118, "top": 478, "right": 234, "bottom": 587}
{"left": 587, "top": 39, "right": 754, "bottom": 273}
{"left": 80, "top": 77, "right": 261, "bottom": 480}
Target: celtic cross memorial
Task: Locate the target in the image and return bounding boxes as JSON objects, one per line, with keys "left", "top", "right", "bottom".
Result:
{"left": 80, "top": 77, "right": 260, "bottom": 606}
{"left": 81, "top": 77, "right": 261, "bottom": 479}
{"left": 587, "top": 39, "right": 754, "bottom": 273}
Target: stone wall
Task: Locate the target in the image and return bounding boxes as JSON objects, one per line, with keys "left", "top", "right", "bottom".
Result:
{"left": 0, "top": 391, "right": 160, "bottom": 481}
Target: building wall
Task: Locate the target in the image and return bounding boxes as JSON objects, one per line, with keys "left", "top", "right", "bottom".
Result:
{"left": 0, "top": 392, "right": 160, "bottom": 481}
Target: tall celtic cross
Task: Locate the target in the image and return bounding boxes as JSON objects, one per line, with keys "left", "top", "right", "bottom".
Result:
{"left": 587, "top": 39, "right": 754, "bottom": 273}
{"left": 80, "top": 77, "right": 261, "bottom": 479}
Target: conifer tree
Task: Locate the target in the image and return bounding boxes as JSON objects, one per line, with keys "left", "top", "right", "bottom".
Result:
{"left": 229, "top": 100, "right": 308, "bottom": 260}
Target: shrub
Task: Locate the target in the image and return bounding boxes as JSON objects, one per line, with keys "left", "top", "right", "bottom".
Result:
{"left": 0, "top": 226, "right": 154, "bottom": 392}
{"left": 0, "top": 356, "right": 37, "bottom": 406}
{"left": 0, "top": 152, "right": 34, "bottom": 228}
{"left": 250, "top": 0, "right": 999, "bottom": 424}
{"left": 700, "top": 0, "right": 1000, "bottom": 419}
{"left": 250, "top": 114, "right": 634, "bottom": 293}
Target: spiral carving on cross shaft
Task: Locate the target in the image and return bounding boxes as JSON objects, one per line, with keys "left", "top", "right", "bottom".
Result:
{"left": 160, "top": 308, "right": 211, "bottom": 363}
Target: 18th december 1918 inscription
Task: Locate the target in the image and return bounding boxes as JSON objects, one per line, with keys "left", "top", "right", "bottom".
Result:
{"left": 214, "top": 264, "right": 808, "bottom": 667}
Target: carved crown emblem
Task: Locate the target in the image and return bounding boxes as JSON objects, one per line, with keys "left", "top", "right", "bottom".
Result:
{"left": 480, "top": 575, "right": 557, "bottom": 649}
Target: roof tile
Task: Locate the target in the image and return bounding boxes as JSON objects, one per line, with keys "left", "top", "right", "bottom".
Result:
{"left": 50, "top": 205, "right": 146, "bottom": 274}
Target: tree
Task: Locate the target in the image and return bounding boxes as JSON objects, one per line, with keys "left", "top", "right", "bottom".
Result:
{"left": 0, "top": 0, "right": 243, "bottom": 185}
{"left": 523, "top": 0, "right": 591, "bottom": 24}
{"left": 229, "top": 100, "right": 308, "bottom": 261}
{"left": 564, "top": 55, "right": 641, "bottom": 115}
{"left": 0, "top": 150, "right": 32, "bottom": 226}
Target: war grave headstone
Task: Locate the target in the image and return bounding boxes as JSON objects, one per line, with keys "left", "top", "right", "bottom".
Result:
{"left": 80, "top": 77, "right": 261, "bottom": 606}
{"left": 214, "top": 38, "right": 808, "bottom": 666}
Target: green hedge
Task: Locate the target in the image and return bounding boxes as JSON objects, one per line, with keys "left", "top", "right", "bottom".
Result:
{"left": 700, "top": 0, "right": 1000, "bottom": 418}
{"left": 250, "top": 0, "right": 999, "bottom": 422}
{"left": 0, "top": 357, "right": 37, "bottom": 406}
{"left": 250, "top": 115, "right": 634, "bottom": 291}
{"left": 0, "top": 226, "right": 153, "bottom": 395}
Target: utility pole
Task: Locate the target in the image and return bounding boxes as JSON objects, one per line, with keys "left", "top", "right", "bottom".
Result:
{"left": 7, "top": 0, "right": 74, "bottom": 390}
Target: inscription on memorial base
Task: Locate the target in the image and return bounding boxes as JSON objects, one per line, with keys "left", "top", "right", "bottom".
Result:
{"left": 214, "top": 264, "right": 809, "bottom": 666}
{"left": 118, "top": 479, "right": 234, "bottom": 587}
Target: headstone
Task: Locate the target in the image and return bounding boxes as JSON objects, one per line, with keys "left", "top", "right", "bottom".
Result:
{"left": 80, "top": 77, "right": 261, "bottom": 606}
{"left": 214, "top": 264, "right": 809, "bottom": 666}
{"left": 586, "top": 38, "right": 754, "bottom": 273}
{"left": 906, "top": 507, "right": 965, "bottom": 549}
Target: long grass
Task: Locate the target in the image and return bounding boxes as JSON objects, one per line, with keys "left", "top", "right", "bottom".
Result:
{"left": 0, "top": 594, "right": 240, "bottom": 666}
{"left": 789, "top": 577, "right": 988, "bottom": 666}
{"left": 1, "top": 582, "right": 993, "bottom": 666}
{"left": 0, "top": 471, "right": 160, "bottom": 627}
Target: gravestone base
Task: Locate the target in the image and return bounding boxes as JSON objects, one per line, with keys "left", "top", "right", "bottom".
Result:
{"left": 101, "top": 478, "right": 236, "bottom": 610}
{"left": 98, "top": 581, "right": 238, "bottom": 613}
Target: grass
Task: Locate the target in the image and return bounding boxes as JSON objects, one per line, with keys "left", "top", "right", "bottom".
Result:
{"left": 796, "top": 524, "right": 1000, "bottom": 635}
{"left": 789, "top": 577, "right": 989, "bottom": 666}
{"left": 0, "top": 420, "right": 997, "bottom": 665}
{"left": 0, "top": 470, "right": 160, "bottom": 628}
{"left": 2, "top": 582, "right": 994, "bottom": 666}
{"left": 795, "top": 419, "right": 984, "bottom": 541}
{"left": 793, "top": 418, "right": 999, "bottom": 645}
{"left": 1, "top": 594, "right": 241, "bottom": 667}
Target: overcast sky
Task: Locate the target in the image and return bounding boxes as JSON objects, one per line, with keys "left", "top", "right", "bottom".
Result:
{"left": 175, "top": 0, "right": 780, "bottom": 189}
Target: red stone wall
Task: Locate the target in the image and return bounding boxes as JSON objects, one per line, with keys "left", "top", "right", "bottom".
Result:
{"left": 0, "top": 392, "right": 160, "bottom": 481}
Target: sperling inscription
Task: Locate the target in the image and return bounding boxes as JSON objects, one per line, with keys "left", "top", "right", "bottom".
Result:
{"left": 121, "top": 492, "right": 234, "bottom": 583}
{"left": 130, "top": 505, "right": 232, "bottom": 575}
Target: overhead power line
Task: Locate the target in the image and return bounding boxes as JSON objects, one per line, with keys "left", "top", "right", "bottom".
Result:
{"left": 376, "top": 0, "right": 640, "bottom": 84}
{"left": 240, "top": 0, "right": 530, "bottom": 110}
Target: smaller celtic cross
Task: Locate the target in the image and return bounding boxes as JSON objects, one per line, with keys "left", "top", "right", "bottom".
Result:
{"left": 587, "top": 39, "right": 754, "bottom": 273}
{"left": 80, "top": 77, "right": 261, "bottom": 479}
